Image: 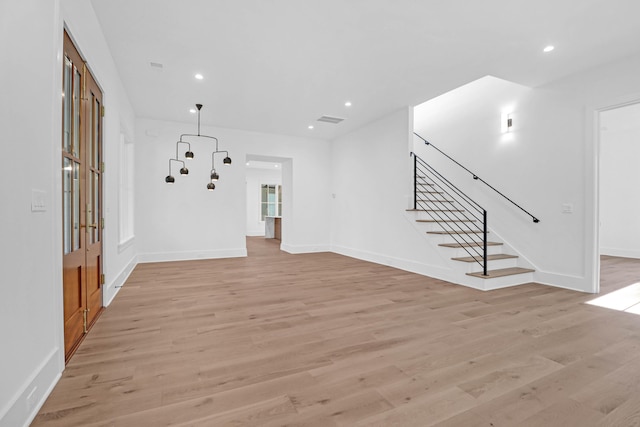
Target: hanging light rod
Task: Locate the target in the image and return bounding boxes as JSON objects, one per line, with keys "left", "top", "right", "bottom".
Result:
{"left": 164, "top": 104, "right": 232, "bottom": 191}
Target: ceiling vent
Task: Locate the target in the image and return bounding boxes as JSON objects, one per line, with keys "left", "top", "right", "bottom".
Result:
{"left": 150, "top": 62, "right": 164, "bottom": 69}
{"left": 317, "top": 115, "right": 344, "bottom": 124}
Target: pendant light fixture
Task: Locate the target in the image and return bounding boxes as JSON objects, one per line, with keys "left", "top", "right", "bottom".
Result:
{"left": 164, "top": 104, "right": 232, "bottom": 191}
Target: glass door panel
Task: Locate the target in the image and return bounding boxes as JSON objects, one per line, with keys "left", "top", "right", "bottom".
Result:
{"left": 61, "top": 157, "right": 81, "bottom": 254}
{"left": 63, "top": 158, "right": 72, "bottom": 254}
{"left": 63, "top": 57, "right": 72, "bottom": 153}
{"left": 72, "top": 67, "right": 81, "bottom": 158}
{"left": 92, "top": 97, "right": 100, "bottom": 168}
{"left": 73, "top": 161, "right": 81, "bottom": 251}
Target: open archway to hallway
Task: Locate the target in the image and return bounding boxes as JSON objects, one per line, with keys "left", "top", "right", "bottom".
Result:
{"left": 245, "top": 154, "right": 292, "bottom": 250}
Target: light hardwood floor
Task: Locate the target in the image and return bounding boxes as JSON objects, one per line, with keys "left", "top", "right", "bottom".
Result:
{"left": 33, "top": 239, "right": 640, "bottom": 426}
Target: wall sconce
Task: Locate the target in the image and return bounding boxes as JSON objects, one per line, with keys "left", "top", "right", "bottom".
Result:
{"left": 164, "top": 104, "right": 232, "bottom": 191}
{"left": 501, "top": 112, "right": 513, "bottom": 133}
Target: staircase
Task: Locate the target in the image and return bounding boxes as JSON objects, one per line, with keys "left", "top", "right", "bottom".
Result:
{"left": 409, "top": 134, "right": 539, "bottom": 290}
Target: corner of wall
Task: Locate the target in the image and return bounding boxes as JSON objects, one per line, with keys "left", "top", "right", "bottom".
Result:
{"left": 104, "top": 253, "right": 139, "bottom": 306}
{"left": 533, "top": 270, "right": 595, "bottom": 294}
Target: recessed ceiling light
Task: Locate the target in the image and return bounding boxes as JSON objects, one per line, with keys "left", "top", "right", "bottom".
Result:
{"left": 194, "top": 73, "right": 204, "bottom": 80}
{"left": 189, "top": 108, "right": 196, "bottom": 113}
{"left": 308, "top": 125, "right": 314, "bottom": 129}
{"left": 543, "top": 45, "right": 555, "bottom": 53}
{"left": 246, "top": 162, "right": 250, "bottom": 166}
{"left": 275, "top": 164, "right": 279, "bottom": 168}
{"left": 345, "top": 101, "right": 352, "bottom": 107}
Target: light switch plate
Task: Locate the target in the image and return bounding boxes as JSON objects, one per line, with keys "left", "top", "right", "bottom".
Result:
{"left": 31, "top": 189, "right": 46, "bottom": 212}
{"left": 562, "top": 203, "right": 573, "bottom": 214}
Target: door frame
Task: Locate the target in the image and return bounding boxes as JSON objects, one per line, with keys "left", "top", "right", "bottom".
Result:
{"left": 589, "top": 93, "right": 640, "bottom": 294}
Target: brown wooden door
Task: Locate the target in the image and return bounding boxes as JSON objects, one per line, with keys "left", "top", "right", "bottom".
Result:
{"left": 62, "top": 31, "right": 103, "bottom": 361}
{"left": 84, "top": 70, "right": 103, "bottom": 330}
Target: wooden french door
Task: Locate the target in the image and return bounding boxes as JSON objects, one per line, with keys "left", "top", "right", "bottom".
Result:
{"left": 62, "top": 31, "right": 104, "bottom": 361}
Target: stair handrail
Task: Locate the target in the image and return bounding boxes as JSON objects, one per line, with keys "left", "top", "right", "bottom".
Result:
{"left": 414, "top": 132, "right": 540, "bottom": 224}
{"left": 411, "top": 152, "right": 488, "bottom": 275}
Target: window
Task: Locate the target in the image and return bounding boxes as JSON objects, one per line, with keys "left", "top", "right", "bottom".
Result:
{"left": 261, "top": 184, "right": 281, "bottom": 220}
{"left": 118, "top": 133, "right": 135, "bottom": 249}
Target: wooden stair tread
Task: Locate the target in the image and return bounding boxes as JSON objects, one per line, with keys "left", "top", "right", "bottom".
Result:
{"left": 466, "top": 267, "right": 535, "bottom": 279}
{"left": 439, "top": 241, "right": 502, "bottom": 248}
{"left": 452, "top": 254, "right": 519, "bottom": 263}
{"left": 417, "top": 199, "right": 454, "bottom": 203}
{"left": 416, "top": 219, "right": 476, "bottom": 223}
{"left": 428, "top": 230, "right": 484, "bottom": 235}
{"left": 417, "top": 190, "right": 442, "bottom": 194}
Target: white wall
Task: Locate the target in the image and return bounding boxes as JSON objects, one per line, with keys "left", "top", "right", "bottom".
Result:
{"left": 0, "top": 1, "right": 136, "bottom": 425}
{"left": 330, "top": 108, "right": 460, "bottom": 280}
{"left": 246, "top": 168, "right": 282, "bottom": 236}
{"left": 550, "top": 53, "right": 640, "bottom": 292}
{"left": 412, "top": 52, "right": 640, "bottom": 292}
{"left": 135, "top": 118, "right": 332, "bottom": 261}
{"left": 413, "top": 76, "right": 587, "bottom": 290}
{"left": 0, "top": 2, "right": 62, "bottom": 426}
{"left": 599, "top": 103, "right": 640, "bottom": 258}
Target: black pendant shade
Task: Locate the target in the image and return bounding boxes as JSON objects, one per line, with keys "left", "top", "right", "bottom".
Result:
{"left": 164, "top": 104, "right": 231, "bottom": 191}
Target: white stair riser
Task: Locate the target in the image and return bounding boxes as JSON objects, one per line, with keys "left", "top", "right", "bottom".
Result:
{"left": 405, "top": 210, "right": 534, "bottom": 289}
{"left": 451, "top": 257, "right": 519, "bottom": 273}
{"left": 425, "top": 233, "right": 488, "bottom": 244}
{"left": 442, "top": 245, "right": 504, "bottom": 258}
{"left": 412, "top": 213, "right": 477, "bottom": 222}
{"left": 465, "top": 272, "right": 535, "bottom": 291}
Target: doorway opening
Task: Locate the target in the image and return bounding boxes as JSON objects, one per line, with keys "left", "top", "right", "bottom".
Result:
{"left": 245, "top": 155, "right": 292, "bottom": 255}
{"left": 591, "top": 101, "right": 640, "bottom": 310}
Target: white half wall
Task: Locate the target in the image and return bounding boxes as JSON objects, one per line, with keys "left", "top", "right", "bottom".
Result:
{"left": 135, "top": 118, "right": 332, "bottom": 261}
{"left": 599, "top": 102, "right": 640, "bottom": 258}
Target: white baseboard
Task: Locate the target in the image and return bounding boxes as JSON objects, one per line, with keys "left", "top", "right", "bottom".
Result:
{"left": 0, "top": 348, "right": 62, "bottom": 427}
{"left": 533, "top": 270, "right": 594, "bottom": 293}
{"left": 280, "top": 243, "right": 331, "bottom": 254}
{"left": 330, "top": 245, "right": 556, "bottom": 292}
{"left": 600, "top": 247, "right": 640, "bottom": 260}
{"left": 103, "top": 254, "right": 138, "bottom": 306}
{"left": 330, "top": 244, "right": 459, "bottom": 282}
{"left": 137, "top": 248, "right": 247, "bottom": 264}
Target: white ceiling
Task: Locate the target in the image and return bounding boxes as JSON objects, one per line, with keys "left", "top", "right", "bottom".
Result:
{"left": 90, "top": 0, "right": 640, "bottom": 140}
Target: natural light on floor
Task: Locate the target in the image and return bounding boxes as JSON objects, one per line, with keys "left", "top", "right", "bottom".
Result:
{"left": 586, "top": 282, "right": 640, "bottom": 314}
